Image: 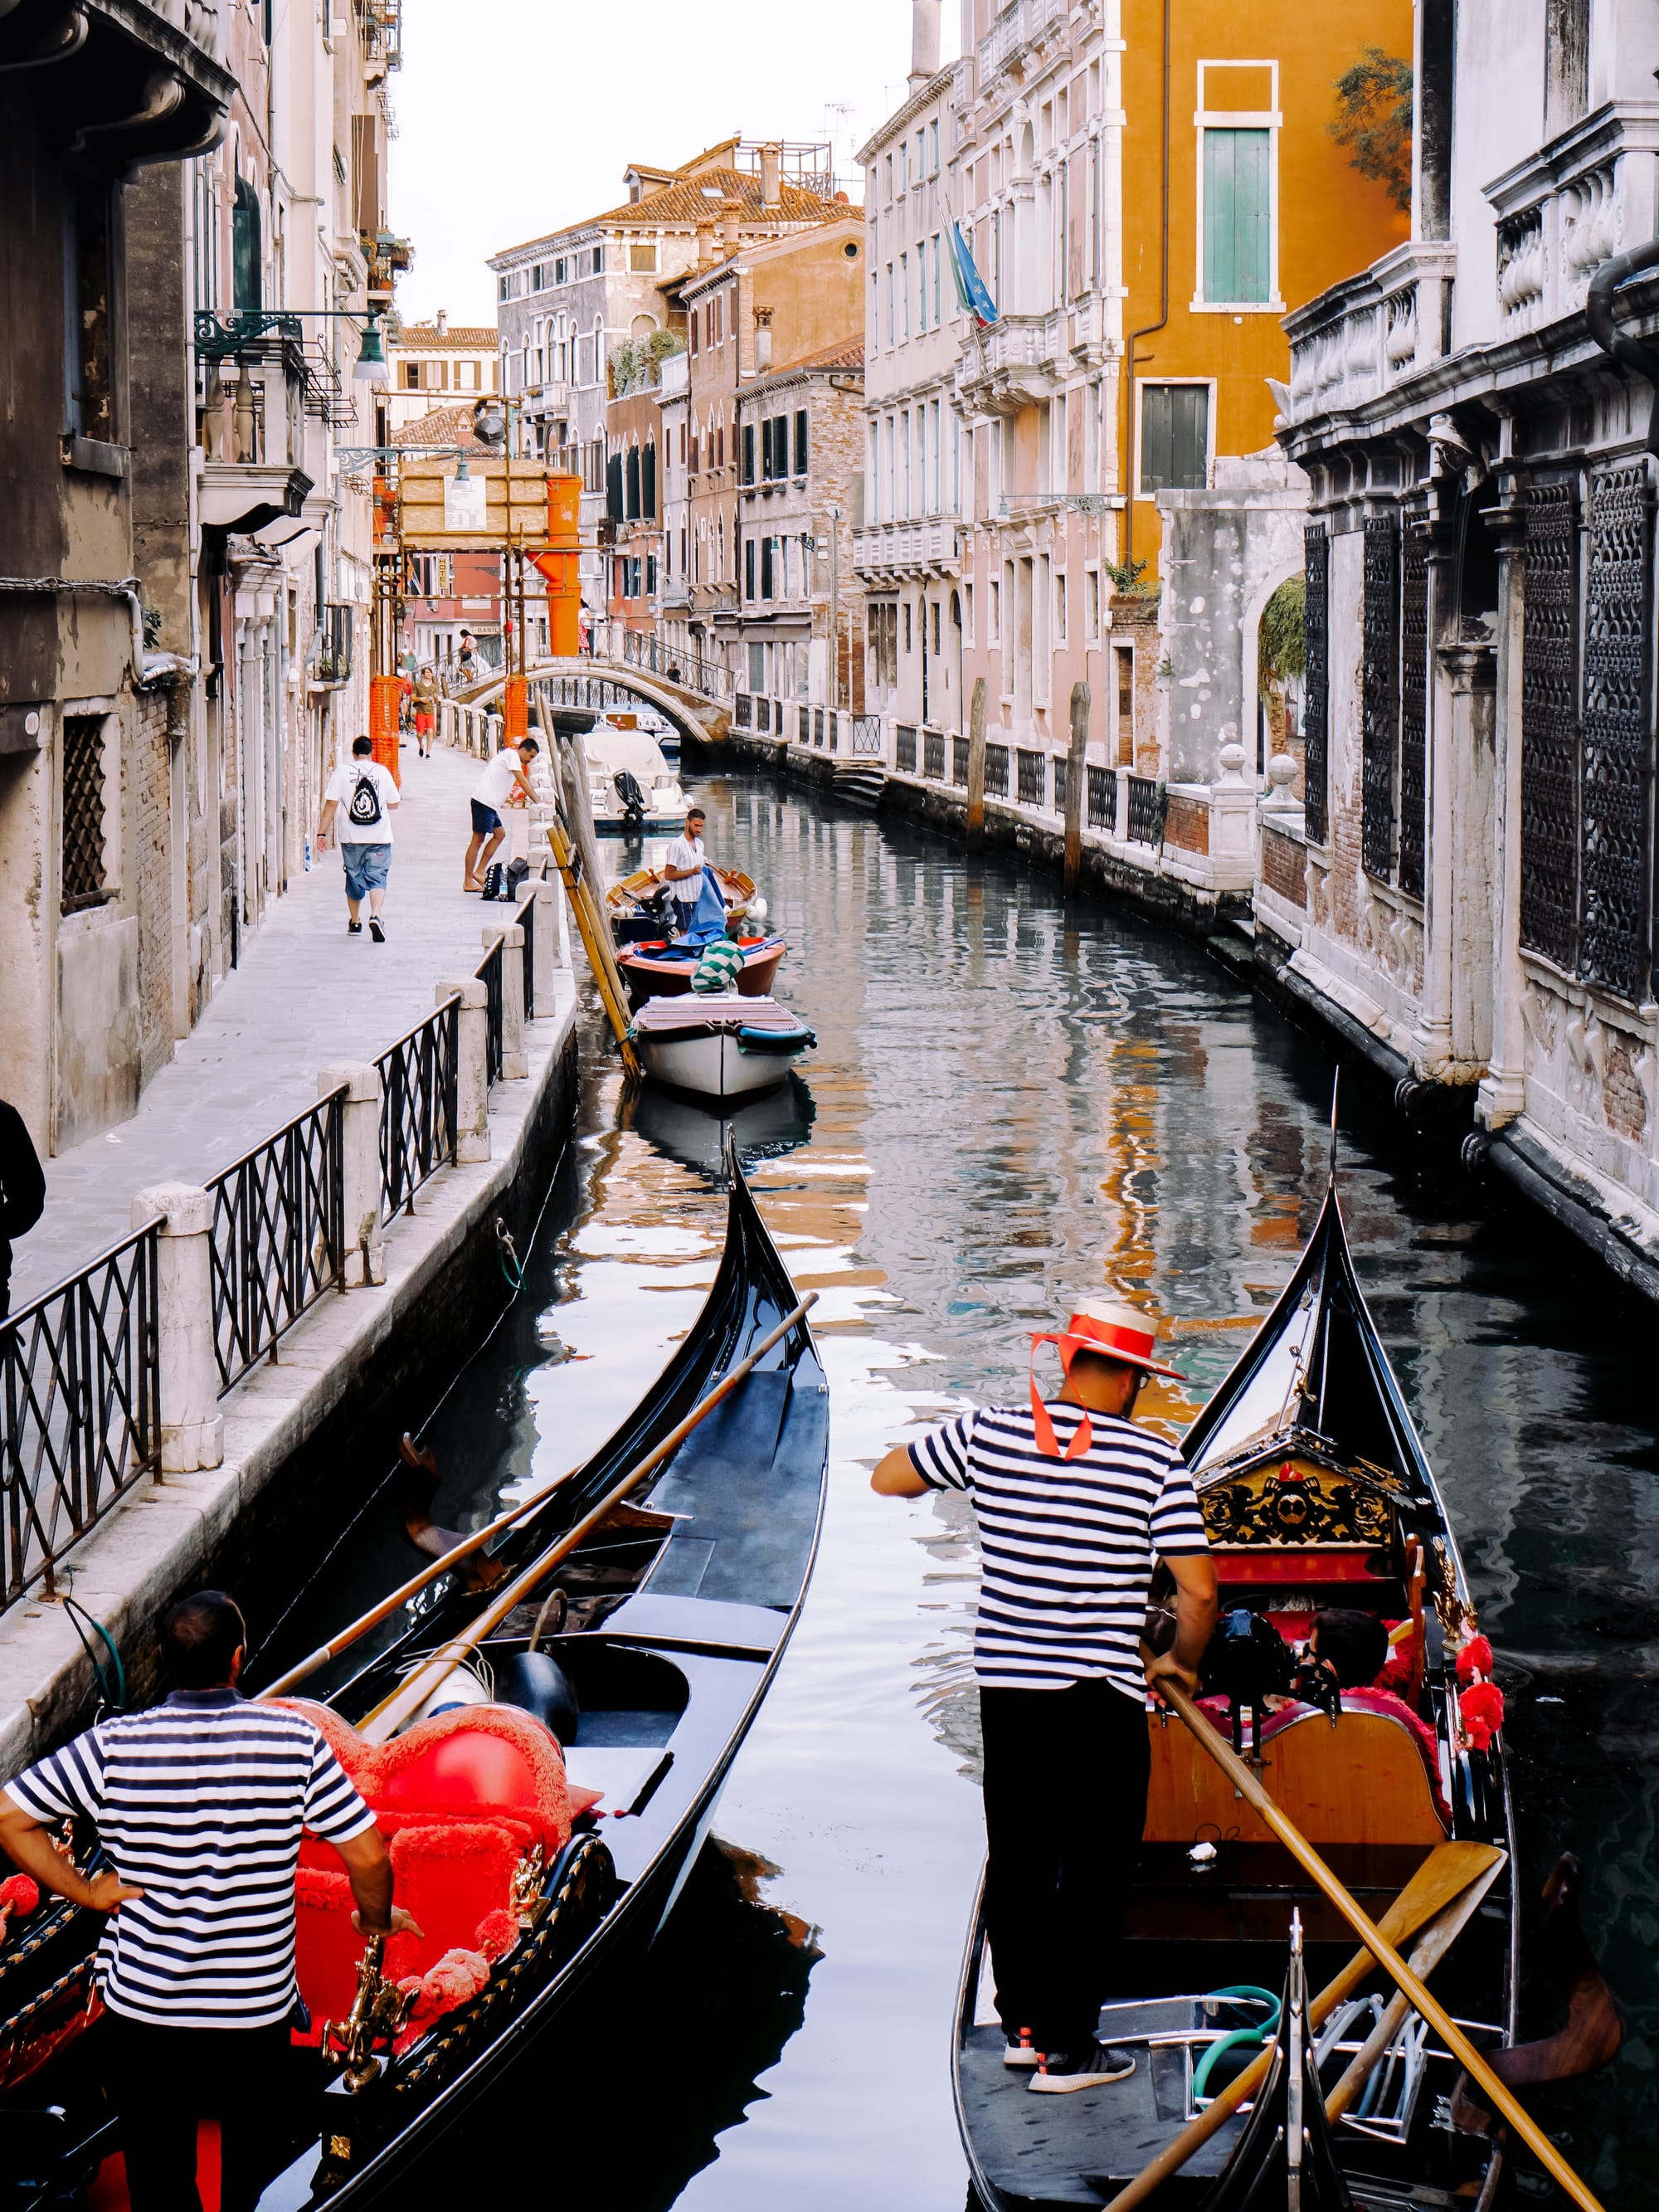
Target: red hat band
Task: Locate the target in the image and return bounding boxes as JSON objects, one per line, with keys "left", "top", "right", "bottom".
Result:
{"left": 1058, "top": 1312, "right": 1157, "bottom": 1365}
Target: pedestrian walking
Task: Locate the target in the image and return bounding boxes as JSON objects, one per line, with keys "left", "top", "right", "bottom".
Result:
{"left": 0, "top": 1098, "right": 46, "bottom": 1321}
{"left": 465, "top": 735, "right": 540, "bottom": 892}
{"left": 318, "top": 734, "right": 400, "bottom": 941}
{"left": 0, "top": 1589, "right": 419, "bottom": 2211}
{"left": 873, "top": 1299, "right": 1217, "bottom": 2093}
{"left": 457, "top": 629, "right": 476, "bottom": 678}
{"left": 411, "top": 665, "right": 438, "bottom": 758}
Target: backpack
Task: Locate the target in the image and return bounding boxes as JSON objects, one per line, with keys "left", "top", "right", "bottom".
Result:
{"left": 481, "top": 860, "right": 504, "bottom": 901}
{"left": 348, "top": 772, "right": 383, "bottom": 830}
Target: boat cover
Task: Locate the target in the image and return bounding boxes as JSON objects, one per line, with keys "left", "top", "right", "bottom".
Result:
{"left": 631, "top": 994, "right": 806, "bottom": 1039}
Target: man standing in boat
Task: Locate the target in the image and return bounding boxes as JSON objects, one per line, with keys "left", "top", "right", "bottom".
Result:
{"left": 873, "top": 1299, "right": 1217, "bottom": 2093}
{"left": 662, "top": 804, "right": 709, "bottom": 933}
{"left": 0, "top": 1590, "right": 418, "bottom": 2210}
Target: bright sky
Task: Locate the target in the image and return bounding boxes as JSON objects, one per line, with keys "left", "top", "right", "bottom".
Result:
{"left": 389, "top": 0, "right": 962, "bottom": 329}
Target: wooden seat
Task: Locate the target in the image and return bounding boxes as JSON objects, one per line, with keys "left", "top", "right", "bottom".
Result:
{"left": 1146, "top": 1699, "right": 1449, "bottom": 1848}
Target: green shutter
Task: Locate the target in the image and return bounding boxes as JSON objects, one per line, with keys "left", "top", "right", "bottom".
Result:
{"left": 1204, "top": 129, "right": 1270, "bottom": 304}
{"left": 1141, "top": 385, "right": 1209, "bottom": 492}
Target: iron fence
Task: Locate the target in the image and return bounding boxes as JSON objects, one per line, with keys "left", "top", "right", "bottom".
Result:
{"left": 206, "top": 1096, "right": 345, "bottom": 1393}
{"left": 895, "top": 724, "right": 917, "bottom": 773}
{"left": 851, "top": 716, "right": 883, "bottom": 758}
{"left": 0, "top": 1225, "right": 160, "bottom": 1606}
{"left": 378, "top": 997, "right": 460, "bottom": 1223}
{"left": 479, "top": 934, "right": 505, "bottom": 1090}
{"left": 1017, "top": 749, "right": 1046, "bottom": 806}
{"left": 1053, "top": 758, "right": 1068, "bottom": 814}
{"left": 953, "top": 737, "right": 971, "bottom": 787}
{"left": 985, "top": 743, "right": 1010, "bottom": 797}
{"left": 1126, "top": 774, "right": 1165, "bottom": 848}
{"left": 757, "top": 697, "right": 771, "bottom": 734}
{"left": 924, "top": 729, "right": 946, "bottom": 780}
{"left": 517, "top": 886, "right": 537, "bottom": 1021}
{"left": 1087, "top": 764, "right": 1114, "bottom": 830}
{"left": 735, "top": 692, "right": 753, "bottom": 728}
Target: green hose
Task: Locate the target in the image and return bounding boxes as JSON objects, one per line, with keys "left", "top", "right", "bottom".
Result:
{"left": 1190, "top": 1985, "right": 1281, "bottom": 2105}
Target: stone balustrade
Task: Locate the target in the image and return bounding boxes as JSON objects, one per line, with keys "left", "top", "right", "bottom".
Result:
{"left": 1486, "top": 101, "right": 1659, "bottom": 339}
{"left": 1283, "top": 242, "right": 1459, "bottom": 425}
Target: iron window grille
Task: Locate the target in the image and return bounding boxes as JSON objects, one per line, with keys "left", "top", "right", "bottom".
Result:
{"left": 1361, "top": 515, "right": 1400, "bottom": 882}
{"left": 1579, "top": 458, "right": 1653, "bottom": 1001}
{"left": 61, "top": 715, "right": 110, "bottom": 914}
{"left": 1302, "top": 528, "right": 1330, "bottom": 845}
{"left": 1397, "top": 529, "right": 1429, "bottom": 901}
{"left": 1519, "top": 480, "right": 1580, "bottom": 972}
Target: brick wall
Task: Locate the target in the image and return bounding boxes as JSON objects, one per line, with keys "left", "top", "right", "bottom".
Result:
{"left": 1261, "top": 822, "right": 1307, "bottom": 909}
{"left": 134, "top": 688, "right": 173, "bottom": 1083}
{"left": 1164, "top": 792, "right": 1209, "bottom": 854}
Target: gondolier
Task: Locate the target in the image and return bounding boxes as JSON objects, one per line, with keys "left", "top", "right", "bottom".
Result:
{"left": 873, "top": 1298, "right": 1217, "bottom": 2093}
{"left": 0, "top": 1590, "right": 417, "bottom": 2211}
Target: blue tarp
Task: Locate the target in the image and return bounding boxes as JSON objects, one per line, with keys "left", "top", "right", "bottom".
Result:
{"left": 668, "top": 864, "right": 731, "bottom": 953}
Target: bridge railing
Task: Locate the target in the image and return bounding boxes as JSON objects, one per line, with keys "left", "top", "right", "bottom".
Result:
{"left": 616, "top": 630, "right": 734, "bottom": 701}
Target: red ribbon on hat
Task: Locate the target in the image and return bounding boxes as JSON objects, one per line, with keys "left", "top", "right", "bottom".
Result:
{"left": 1028, "top": 1311, "right": 1163, "bottom": 1459}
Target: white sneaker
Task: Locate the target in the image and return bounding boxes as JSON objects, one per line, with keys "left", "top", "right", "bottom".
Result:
{"left": 1004, "top": 2026, "right": 1040, "bottom": 2068}
{"left": 1029, "top": 2042, "right": 1136, "bottom": 2094}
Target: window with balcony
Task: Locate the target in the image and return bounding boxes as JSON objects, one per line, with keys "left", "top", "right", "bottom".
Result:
{"left": 1139, "top": 382, "right": 1210, "bottom": 492}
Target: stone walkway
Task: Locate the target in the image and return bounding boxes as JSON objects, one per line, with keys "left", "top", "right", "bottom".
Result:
{"left": 11, "top": 741, "right": 546, "bottom": 1309}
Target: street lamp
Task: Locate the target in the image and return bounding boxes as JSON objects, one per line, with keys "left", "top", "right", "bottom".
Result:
{"left": 353, "top": 311, "right": 387, "bottom": 381}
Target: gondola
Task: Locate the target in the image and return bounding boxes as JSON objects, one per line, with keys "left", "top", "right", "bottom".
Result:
{"left": 2, "top": 1138, "right": 828, "bottom": 2209}
{"left": 953, "top": 1180, "right": 1520, "bottom": 2212}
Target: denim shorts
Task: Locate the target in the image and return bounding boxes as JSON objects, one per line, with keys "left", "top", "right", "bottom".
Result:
{"left": 470, "top": 800, "right": 503, "bottom": 836}
{"left": 342, "top": 841, "right": 391, "bottom": 900}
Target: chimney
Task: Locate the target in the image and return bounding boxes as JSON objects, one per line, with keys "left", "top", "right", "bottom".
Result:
{"left": 760, "top": 142, "right": 782, "bottom": 210}
{"left": 696, "top": 222, "right": 716, "bottom": 269}
{"left": 753, "top": 306, "right": 773, "bottom": 372}
{"left": 721, "top": 197, "right": 741, "bottom": 255}
{"left": 909, "top": 0, "right": 941, "bottom": 88}
{"left": 435, "top": 307, "right": 447, "bottom": 335}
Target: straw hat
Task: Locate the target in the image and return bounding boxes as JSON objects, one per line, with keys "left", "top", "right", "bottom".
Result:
{"left": 1028, "top": 1298, "right": 1180, "bottom": 1460}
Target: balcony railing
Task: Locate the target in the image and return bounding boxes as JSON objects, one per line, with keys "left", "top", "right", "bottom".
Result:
{"left": 1282, "top": 243, "right": 1458, "bottom": 425}
{"left": 1486, "top": 105, "right": 1659, "bottom": 341}
{"left": 853, "top": 519, "right": 959, "bottom": 574}
{"left": 978, "top": 0, "right": 1064, "bottom": 80}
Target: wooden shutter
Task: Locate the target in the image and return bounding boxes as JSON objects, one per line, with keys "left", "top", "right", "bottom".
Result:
{"left": 606, "top": 452, "right": 623, "bottom": 520}
{"left": 794, "top": 409, "right": 809, "bottom": 474}
{"left": 643, "top": 441, "right": 657, "bottom": 517}
{"left": 1068, "top": 152, "right": 1084, "bottom": 296}
{"left": 625, "top": 446, "right": 641, "bottom": 518}
{"left": 742, "top": 423, "right": 756, "bottom": 484}
{"left": 1204, "top": 129, "right": 1270, "bottom": 303}
{"left": 351, "top": 115, "right": 382, "bottom": 237}
{"left": 746, "top": 539, "right": 756, "bottom": 599}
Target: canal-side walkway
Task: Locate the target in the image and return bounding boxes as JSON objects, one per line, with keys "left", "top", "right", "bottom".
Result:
{"left": 12, "top": 743, "right": 515, "bottom": 1309}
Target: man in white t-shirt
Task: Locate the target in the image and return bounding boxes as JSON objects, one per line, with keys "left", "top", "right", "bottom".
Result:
{"left": 662, "top": 806, "right": 708, "bottom": 931}
{"left": 318, "top": 735, "right": 400, "bottom": 942}
{"left": 465, "top": 737, "right": 540, "bottom": 892}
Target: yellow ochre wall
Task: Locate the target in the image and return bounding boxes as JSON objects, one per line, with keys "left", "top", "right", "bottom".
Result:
{"left": 1119, "top": 0, "right": 1412, "bottom": 574}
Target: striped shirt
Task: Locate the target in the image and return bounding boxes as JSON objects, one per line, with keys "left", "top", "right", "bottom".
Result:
{"left": 4, "top": 1690, "right": 375, "bottom": 2029}
{"left": 909, "top": 1401, "right": 1210, "bottom": 1699}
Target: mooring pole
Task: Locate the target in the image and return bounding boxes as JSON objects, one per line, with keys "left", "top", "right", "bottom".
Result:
{"left": 1063, "top": 680, "right": 1089, "bottom": 895}
{"left": 965, "top": 675, "right": 988, "bottom": 848}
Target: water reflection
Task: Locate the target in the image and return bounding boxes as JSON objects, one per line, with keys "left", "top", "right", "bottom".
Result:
{"left": 265, "top": 775, "right": 1658, "bottom": 2206}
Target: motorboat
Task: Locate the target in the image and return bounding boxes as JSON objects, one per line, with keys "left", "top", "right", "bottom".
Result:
{"left": 611, "top": 861, "right": 786, "bottom": 1009}
{"left": 582, "top": 719, "right": 688, "bottom": 832}
{"left": 606, "top": 865, "right": 761, "bottom": 946}
{"left": 3, "top": 1146, "right": 828, "bottom": 2210}
{"left": 630, "top": 995, "right": 815, "bottom": 1103}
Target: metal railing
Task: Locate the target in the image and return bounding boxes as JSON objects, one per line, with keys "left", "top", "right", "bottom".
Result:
{"left": 205, "top": 1095, "right": 346, "bottom": 1393}
{"left": 757, "top": 696, "right": 772, "bottom": 734}
{"left": 618, "top": 628, "right": 733, "bottom": 700}
{"left": 896, "top": 724, "right": 917, "bottom": 773}
{"left": 985, "top": 743, "right": 1010, "bottom": 798}
{"left": 735, "top": 692, "right": 753, "bottom": 728}
{"left": 479, "top": 933, "right": 505, "bottom": 1090}
{"left": 953, "top": 736, "right": 970, "bottom": 787}
{"left": 1053, "top": 758, "right": 1068, "bottom": 814}
{"left": 852, "top": 715, "right": 883, "bottom": 758}
{"left": 1087, "top": 764, "right": 1113, "bottom": 829}
{"left": 1126, "top": 774, "right": 1166, "bottom": 849}
{"left": 377, "top": 997, "right": 460, "bottom": 1223}
{"left": 518, "top": 884, "right": 537, "bottom": 1021}
{"left": 924, "top": 729, "right": 946, "bottom": 780}
{"left": 0, "top": 1225, "right": 159, "bottom": 1605}
{"left": 1017, "top": 748, "right": 1046, "bottom": 806}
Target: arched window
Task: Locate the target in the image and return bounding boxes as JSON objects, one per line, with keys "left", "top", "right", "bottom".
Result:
{"left": 232, "top": 177, "right": 261, "bottom": 312}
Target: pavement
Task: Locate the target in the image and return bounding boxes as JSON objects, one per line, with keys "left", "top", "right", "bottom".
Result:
{"left": 11, "top": 739, "right": 540, "bottom": 1310}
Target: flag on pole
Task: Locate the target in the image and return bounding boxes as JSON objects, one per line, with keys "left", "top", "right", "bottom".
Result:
{"left": 947, "top": 222, "right": 999, "bottom": 329}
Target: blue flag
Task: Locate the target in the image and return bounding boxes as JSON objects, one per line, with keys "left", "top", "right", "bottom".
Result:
{"left": 948, "top": 222, "right": 998, "bottom": 329}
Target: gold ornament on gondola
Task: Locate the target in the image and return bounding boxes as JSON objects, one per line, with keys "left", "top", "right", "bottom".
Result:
{"left": 321, "top": 1934, "right": 413, "bottom": 2093}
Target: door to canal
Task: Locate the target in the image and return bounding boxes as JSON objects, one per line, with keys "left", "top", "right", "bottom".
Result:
{"left": 276, "top": 772, "right": 1658, "bottom": 2209}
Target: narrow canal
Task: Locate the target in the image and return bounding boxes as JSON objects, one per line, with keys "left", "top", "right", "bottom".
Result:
{"left": 284, "top": 770, "right": 1658, "bottom": 2208}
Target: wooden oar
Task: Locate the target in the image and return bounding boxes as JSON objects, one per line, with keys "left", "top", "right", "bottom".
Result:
{"left": 255, "top": 1479, "right": 570, "bottom": 1702}
{"left": 1098, "top": 1836, "right": 1505, "bottom": 2212}
{"left": 1325, "top": 1849, "right": 1508, "bottom": 2120}
{"left": 353, "top": 1292, "right": 817, "bottom": 1744}
{"left": 1146, "top": 1672, "right": 1606, "bottom": 2212}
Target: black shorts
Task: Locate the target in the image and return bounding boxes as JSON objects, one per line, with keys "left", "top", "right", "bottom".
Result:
{"left": 471, "top": 800, "right": 503, "bottom": 835}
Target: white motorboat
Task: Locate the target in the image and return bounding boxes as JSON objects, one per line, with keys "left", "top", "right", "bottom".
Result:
{"left": 630, "top": 993, "right": 815, "bottom": 1101}
{"left": 584, "top": 718, "right": 688, "bottom": 831}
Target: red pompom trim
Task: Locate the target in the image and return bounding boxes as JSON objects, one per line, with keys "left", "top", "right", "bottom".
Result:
{"left": 1456, "top": 1635, "right": 1495, "bottom": 1683}
{"left": 1460, "top": 1678, "right": 1506, "bottom": 1751}
{"left": 0, "top": 1874, "right": 40, "bottom": 1917}
{"left": 474, "top": 1907, "right": 519, "bottom": 1961}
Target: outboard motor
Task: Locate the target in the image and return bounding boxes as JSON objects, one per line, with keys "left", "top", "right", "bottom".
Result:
{"left": 612, "top": 769, "right": 648, "bottom": 828}
{"left": 1202, "top": 1607, "right": 1294, "bottom": 1761}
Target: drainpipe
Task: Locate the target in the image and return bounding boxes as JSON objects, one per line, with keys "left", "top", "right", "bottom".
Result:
{"left": 0, "top": 574, "right": 148, "bottom": 680}
{"left": 1121, "top": 0, "right": 1170, "bottom": 572}
{"left": 1586, "top": 241, "right": 1659, "bottom": 454}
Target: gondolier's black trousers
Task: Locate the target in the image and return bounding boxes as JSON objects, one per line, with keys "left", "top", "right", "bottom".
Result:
{"left": 980, "top": 1675, "right": 1151, "bottom": 2056}
{"left": 102, "top": 2013, "right": 292, "bottom": 2212}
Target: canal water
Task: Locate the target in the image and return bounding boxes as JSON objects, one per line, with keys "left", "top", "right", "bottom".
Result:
{"left": 285, "top": 772, "right": 1657, "bottom": 2207}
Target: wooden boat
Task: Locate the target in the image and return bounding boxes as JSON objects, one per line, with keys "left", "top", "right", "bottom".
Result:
{"left": 606, "top": 865, "right": 759, "bottom": 946}
{"left": 953, "top": 1181, "right": 1519, "bottom": 2212}
{"left": 630, "top": 994, "right": 815, "bottom": 1103}
{"left": 3, "top": 1140, "right": 828, "bottom": 2210}
{"left": 616, "top": 936, "right": 786, "bottom": 1008}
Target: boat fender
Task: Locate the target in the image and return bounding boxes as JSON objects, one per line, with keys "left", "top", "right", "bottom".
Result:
{"left": 498, "top": 1649, "right": 580, "bottom": 1747}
